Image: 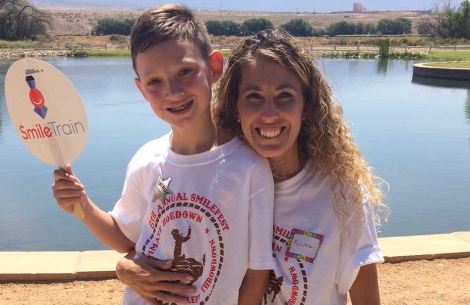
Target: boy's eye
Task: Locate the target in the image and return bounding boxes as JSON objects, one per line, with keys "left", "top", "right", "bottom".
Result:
{"left": 147, "top": 78, "right": 161, "bottom": 86}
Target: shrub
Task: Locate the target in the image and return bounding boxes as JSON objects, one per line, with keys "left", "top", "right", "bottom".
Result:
{"left": 279, "top": 19, "right": 313, "bottom": 37}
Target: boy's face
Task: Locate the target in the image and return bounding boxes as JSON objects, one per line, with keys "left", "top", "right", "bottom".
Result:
{"left": 134, "top": 38, "right": 223, "bottom": 130}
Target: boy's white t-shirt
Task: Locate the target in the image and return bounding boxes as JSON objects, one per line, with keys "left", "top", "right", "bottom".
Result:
{"left": 263, "top": 160, "right": 384, "bottom": 305}
{"left": 110, "top": 133, "right": 275, "bottom": 305}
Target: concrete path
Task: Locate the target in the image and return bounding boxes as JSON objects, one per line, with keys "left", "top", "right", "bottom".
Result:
{"left": 1, "top": 231, "right": 470, "bottom": 282}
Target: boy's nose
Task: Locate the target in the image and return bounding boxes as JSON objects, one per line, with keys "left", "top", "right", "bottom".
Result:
{"left": 167, "top": 79, "right": 184, "bottom": 99}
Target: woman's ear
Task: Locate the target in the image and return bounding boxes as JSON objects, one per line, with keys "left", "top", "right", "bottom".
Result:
{"left": 209, "top": 50, "right": 224, "bottom": 83}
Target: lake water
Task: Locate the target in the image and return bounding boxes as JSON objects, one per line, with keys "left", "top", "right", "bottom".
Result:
{"left": 0, "top": 57, "right": 469, "bottom": 251}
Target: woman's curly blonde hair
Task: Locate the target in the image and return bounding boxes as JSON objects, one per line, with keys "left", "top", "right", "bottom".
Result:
{"left": 213, "top": 29, "right": 388, "bottom": 227}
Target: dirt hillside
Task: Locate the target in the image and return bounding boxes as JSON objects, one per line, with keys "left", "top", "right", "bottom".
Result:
{"left": 44, "top": 7, "right": 427, "bottom": 36}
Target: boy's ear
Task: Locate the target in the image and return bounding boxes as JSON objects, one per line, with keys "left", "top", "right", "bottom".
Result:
{"left": 134, "top": 78, "right": 148, "bottom": 101}
{"left": 209, "top": 50, "right": 224, "bottom": 83}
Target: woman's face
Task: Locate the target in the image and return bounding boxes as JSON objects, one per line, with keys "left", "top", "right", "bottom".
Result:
{"left": 236, "top": 57, "right": 304, "bottom": 171}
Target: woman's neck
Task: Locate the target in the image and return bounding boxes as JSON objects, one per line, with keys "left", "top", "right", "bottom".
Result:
{"left": 269, "top": 152, "right": 305, "bottom": 183}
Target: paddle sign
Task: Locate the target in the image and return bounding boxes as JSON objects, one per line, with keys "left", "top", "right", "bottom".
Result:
{"left": 4, "top": 58, "right": 88, "bottom": 220}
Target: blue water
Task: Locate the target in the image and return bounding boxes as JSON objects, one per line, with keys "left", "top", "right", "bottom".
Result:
{"left": 0, "top": 58, "right": 469, "bottom": 251}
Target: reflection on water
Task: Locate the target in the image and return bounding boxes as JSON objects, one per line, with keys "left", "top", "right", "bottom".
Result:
{"left": 467, "top": 91, "right": 470, "bottom": 121}
{"left": 0, "top": 95, "right": 2, "bottom": 137}
{"left": 404, "top": 60, "right": 410, "bottom": 72}
{"left": 377, "top": 58, "right": 388, "bottom": 74}
{"left": 0, "top": 60, "right": 13, "bottom": 139}
{"left": 412, "top": 75, "right": 470, "bottom": 89}
{"left": 0, "top": 64, "right": 5, "bottom": 138}
{"left": 412, "top": 75, "right": 470, "bottom": 123}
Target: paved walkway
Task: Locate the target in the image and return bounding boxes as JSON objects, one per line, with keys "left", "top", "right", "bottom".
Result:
{"left": 1, "top": 232, "right": 470, "bottom": 282}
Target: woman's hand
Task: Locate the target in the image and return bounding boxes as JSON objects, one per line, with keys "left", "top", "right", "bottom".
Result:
{"left": 116, "top": 251, "right": 196, "bottom": 305}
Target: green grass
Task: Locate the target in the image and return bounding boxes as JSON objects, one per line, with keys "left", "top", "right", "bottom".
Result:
{"left": 422, "top": 61, "right": 470, "bottom": 68}
{"left": 72, "top": 49, "right": 131, "bottom": 57}
{"left": 318, "top": 50, "right": 425, "bottom": 59}
{"left": 0, "top": 39, "right": 54, "bottom": 49}
{"left": 423, "top": 50, "right": 470, "bottom": 61}
{"left": 220, "top": 49, "right": 231, "bottom": 57}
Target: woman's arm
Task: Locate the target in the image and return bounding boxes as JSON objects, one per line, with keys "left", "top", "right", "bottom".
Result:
{"left": 349, "top": 264, "right": 381, "bottom": 305}
{"left": 116, "top": 250, "right": 197, "bottom": 305}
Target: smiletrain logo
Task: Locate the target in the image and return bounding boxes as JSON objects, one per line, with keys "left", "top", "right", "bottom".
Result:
{"left": 19, "top": 70, "right": 86, "bottom": 141}
{"left": 26, "top": 74, "right": 48, "bottom": 119}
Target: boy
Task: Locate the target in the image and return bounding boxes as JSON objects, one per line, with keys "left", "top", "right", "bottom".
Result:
{"left": 52, "top": 5, "right": 274, "bottom": 305}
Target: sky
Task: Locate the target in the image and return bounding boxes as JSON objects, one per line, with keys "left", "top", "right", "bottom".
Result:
{"left": 32, "top": 0, "right": 457, "bottom": 13}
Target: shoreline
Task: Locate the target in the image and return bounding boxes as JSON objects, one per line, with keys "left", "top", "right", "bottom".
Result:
{"left": 1, "top": 231, "right": 469, "bottom": 282}
{"left": 0, "top": 48, "right": 428, "bottom": 60}
{"left": 2, "top": 47, "right": 468, "bottom": 61}
{"left": 0, "top": 50, "right": 72, "bottom": 59}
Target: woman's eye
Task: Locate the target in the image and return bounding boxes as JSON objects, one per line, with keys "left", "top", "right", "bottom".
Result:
{"left": 179, "top": 68, "right": 192, "bottom": 76}
{"left": 246, "top": 92, "right": 262, "bottom": 101}
{"left": 278, "top": 91, "right": 294, "bottom": 99}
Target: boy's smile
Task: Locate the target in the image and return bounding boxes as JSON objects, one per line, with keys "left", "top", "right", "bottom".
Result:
{"left": 134, "top": 38, "right": 221, "bottom": 133}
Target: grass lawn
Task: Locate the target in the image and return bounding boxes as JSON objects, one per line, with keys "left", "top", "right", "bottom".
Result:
{"left": 422, "top": 61, "right": 470, "bottom": 68}
{"left": 220, "top": 49, "right": 231, "bottom": 57}
{"left": 74, "top": 48, "right": 470, "bottom": 60}
{"left": 71, "top": 49, "right": 231, "bottom": 57}
{"left": 74, "top": 49, "right": 130, "bottom": 56}
{"left": 423, "top": 50, "right": 470, "bottom": 61}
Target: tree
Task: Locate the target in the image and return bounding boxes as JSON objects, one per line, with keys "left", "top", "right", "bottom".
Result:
{"left": 364, "top": 23, "right": 377, "bottom": 35}
{"left": 327, "top": 21, "right": 356, "bottom": 36}
{"left": 417, "top": 19, "right": 431, "bottom": 35}
{"left": 93, "top": 18, "right": 136, "bottom": 35}
{"left": 221, "top": 20, "right": 241, "bottom": 36}
{"left": 0, "top": 0, "right": 51, "bottom": 40}
{"left": 279, "top": 19, "right": 313, "bottom": 37}
{"left": 205, "top": 20, "right": 241, "bottom": 36}
{"left": 452, "top": 0, "right": 470, "bottom": 38}
{"left": 377, "top": 18, "right": 412, "bottom": 35}
{"left": 311, "top": 28, "right": 326, "bottom": 36}
{"left": 395, "top": 17, "right": 412, "bottom": 34}
{"left": 422, "top": 0, "right": 470, "bottom": 38}
{"left": 355, "top": 22, "right": 366, "bottom": 35}
{"left": 241, "top": 18, "right": 273, "bottom": 35}
{"left": 205, "top": 20, "right": 224, "bottom": 36}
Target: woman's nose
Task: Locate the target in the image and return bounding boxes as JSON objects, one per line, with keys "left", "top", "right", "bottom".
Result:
{"left": 260, "top": 98, "right": 279, "bottom": 120}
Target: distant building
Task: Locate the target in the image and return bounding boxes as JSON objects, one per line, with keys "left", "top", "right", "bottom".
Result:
{"left": 353, "top": 3, "right": 367, "bottom": 12}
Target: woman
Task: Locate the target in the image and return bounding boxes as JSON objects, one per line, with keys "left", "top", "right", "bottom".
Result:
{"left": 116, "top": 30, "right": 388, "bottom": 305}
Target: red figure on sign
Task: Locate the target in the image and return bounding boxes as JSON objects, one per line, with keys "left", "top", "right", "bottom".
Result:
{"left": 26, "top": 75, "right": 47, "bottom": 119}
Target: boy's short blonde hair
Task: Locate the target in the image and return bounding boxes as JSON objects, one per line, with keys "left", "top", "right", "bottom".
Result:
{"left": 130, "top": 4, "right": 212, "bottom": 73}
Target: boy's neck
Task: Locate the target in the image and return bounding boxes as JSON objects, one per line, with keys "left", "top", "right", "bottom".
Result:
{"left": 169, "top": 119, "right": 233, "bottom": 155}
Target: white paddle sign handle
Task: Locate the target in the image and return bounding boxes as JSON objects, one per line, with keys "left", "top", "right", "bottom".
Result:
{"left": 58, "top": 166, "right": 85, "bottom": 220}
{"left": 73, "top": 202, "right": 85, "bottom": 220}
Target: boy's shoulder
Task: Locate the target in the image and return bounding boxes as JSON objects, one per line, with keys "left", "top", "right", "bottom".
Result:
{"left": 128, "top": 133, "right": 171, "bottom": 167}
